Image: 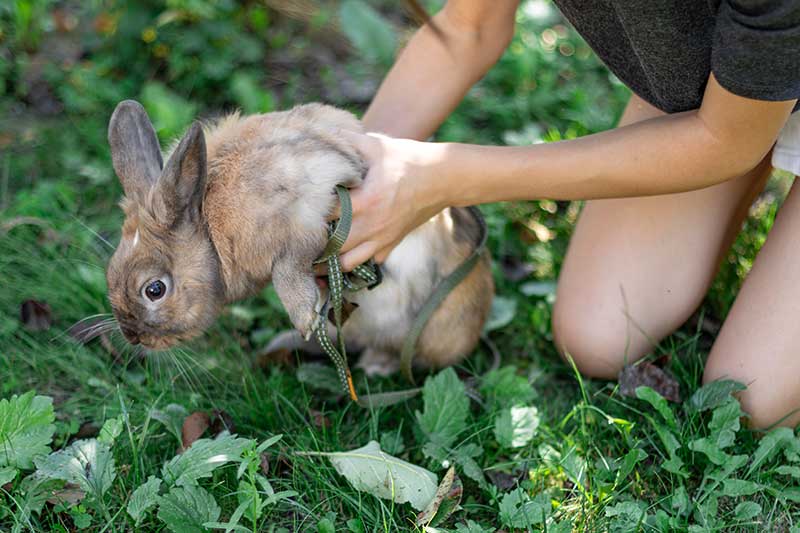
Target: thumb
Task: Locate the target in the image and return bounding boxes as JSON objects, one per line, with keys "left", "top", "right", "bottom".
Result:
{"left": 338, "top": 129, "right": 385, "bottom": 166}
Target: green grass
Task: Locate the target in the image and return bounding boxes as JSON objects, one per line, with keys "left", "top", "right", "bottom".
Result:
{"left": 2, "top": 0, "right": 800, "bottom": 531}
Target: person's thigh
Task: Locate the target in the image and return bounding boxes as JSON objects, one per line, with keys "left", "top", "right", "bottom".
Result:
{"left": 704, "top": 176, "right": 800, "bottom": 428}
{"left": 552, "top": 94, "right": 772, "bottom": 379}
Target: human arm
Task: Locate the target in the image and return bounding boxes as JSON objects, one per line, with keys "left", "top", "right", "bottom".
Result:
{"left": 340, "top": 74, "right": 796, "bottom": 269}
{"left": 361, "top": 0, "right": 519, "bottom": 138}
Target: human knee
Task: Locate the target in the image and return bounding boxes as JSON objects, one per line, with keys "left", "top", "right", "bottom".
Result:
{"left": 703, "top": 364, "right": 799, "bottom": 429}
{"left": 551, "top": 295, "right": 632, "bottom": 380}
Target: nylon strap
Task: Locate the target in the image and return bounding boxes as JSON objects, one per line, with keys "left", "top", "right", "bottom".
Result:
{"left": 312, "top": 186, "right": 486, "bottom": 407}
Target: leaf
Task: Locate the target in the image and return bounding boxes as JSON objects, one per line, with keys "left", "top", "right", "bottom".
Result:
{"left": 157, "top": 485, "right": 220, "bottom": 533}
{"left": 605, "top": 500, "right": 648, "bottom": 532}
{"left": 618, "top": 362, "right": 680, "bottom": 402}
{"left": 483, "top": 296, "right": 517, "bottom": 332}
{"left": 296, "top": 363, "right": 345, "bottom": 394}
{"left": 127, "top": 475, "right": 162, "bottom": 525}
{"left": 379, "top": 431, "right": 405, "bottom": 456}
{"left": 229, "top": 72, "right": 273, "bottom": 114}
{"left": 338, "top": 0, "right": 397, "bottom": 66}
{"left": 0, "top": 466, "right": 16, "bottom": 486}
{"left": 479, "top": 366, "right": 535, "bottom": 411}
{"left": 162, "top": 433, "right": 253, "bottom": 487}
{"left": 455, "top": 520, "right": 495, "bottom": 533}
{"left": 688, "top": 380, "right": 746, "bottom": 412}
{"left": 776, "top": 465, "right": 800, "bottom": 478}
{"left": 140, "top": 81, "right": 197, "bottom": 141}
{"left": 307, "top": 440, "right": 437, "bottom": 511}
{"left": 45, "top": 483, "right": 86, "bottom": 506}
{"left": 635, "top": 387, "right": 678, "bottom": 431}
{"left": 98, "top": 416, "right": 123, "bottom": 445}
{"left": 19, "top": 300, "right": 52, "bottom": 331}
{"left": 181, "top": 412, "right": 211, "bottom": 452}
{"left": 689, "top": 438, "right": 730, "bottom": 465}
{"left": 722, "top": 479, "right": 761, "bottom": 497}
{"left": 748, "top": 427, "right": 795, "bottom": 475}
{"left": 498, "top": 490, "right": 550, "bottom": 528}
{"left": 34, "top": 439, "right": 116, "bottom": 499}
{"left": 707, "top": 399, "right": 743, "bottom": 449}
{"left": 416, "top": 466, "right": 462, "bottom": 527}
{"left": 494, "top": 405, "right": 540, "bottom": 448}
{"left": 0, "top": 391, "right": 55, "bottom": 469}
{"left": 734, "top": 501, "right": 761, "bottom": 521}
{"left": 151, "top": 404, "right": 189, "bottom": 446}
{"left": 616, "top": 448, "right": 647, "bottom": 483}
{"left": 416, "top": 368, "right": 469, "bottom": 449}
{"left": 518, "top": 280, "right": 557, "bottom": 297}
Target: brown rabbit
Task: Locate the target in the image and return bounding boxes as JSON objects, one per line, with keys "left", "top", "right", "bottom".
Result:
{"left": 105, "top": 100, "right": 493, "bottom": 374}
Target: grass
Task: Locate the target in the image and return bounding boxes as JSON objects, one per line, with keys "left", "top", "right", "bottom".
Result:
{"left": 2, "top": 0, "right": 800, "bottom": 531}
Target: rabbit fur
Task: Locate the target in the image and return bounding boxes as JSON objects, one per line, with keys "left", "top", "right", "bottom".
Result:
{"left": 106, "top": 100, "right": 494, "bottom": 372}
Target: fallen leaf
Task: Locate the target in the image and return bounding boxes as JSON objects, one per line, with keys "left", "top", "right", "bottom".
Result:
{"left": 46, "top": 483, "right": 85, "bottom": 506}
{"left": 71, "top": 422, "right": 99, "bottom": 442}
{"left": 618, "top": 362, "right": 681, "bottom": 402}
{"left": 260, "top": 453, "right": 270, "bottom": 475}
{"left": 255, "top": 348, "right": 293, "bottom": 369}
{"left": 416, "top": 466, "right": 462, "bottom": 527}
{"left": 20, "top": 300, "right": 53, "bottom": 331}
{"left": 180, "top": 412, "right": 210, "bottom": 452}
{"left": 209, "top": 409, "right": 234, "bottom": 436}
{"left": 308, "top": 409, "right": 331, "bottom": 429}
{"left": 327, "top": 299, "right": 359, "bottom": 325}
{"left": 300, "top": 440, "right": 438, "bottom": 511}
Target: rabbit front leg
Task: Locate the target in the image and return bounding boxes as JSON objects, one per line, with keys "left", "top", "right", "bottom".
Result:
{"left": 271, "top": 256, "right": 323, "bottom": 340}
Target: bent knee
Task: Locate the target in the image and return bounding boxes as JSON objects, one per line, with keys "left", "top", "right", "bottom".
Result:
{"left": 552, "top": 295, "right": 642, "bottom": 380}
{"left": 703, "top": 364, "right": 800, "bottom": 429}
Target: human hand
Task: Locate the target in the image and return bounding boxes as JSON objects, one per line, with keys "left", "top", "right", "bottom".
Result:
{"left": 335, "top": 131, "right": 448, "bottom": 271}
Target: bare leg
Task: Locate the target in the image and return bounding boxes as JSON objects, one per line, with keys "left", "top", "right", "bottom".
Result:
{"left": 552, "top": 94, "right": 771, "bottom": 378}
{"left": 705, "top": 176, "right": 800, "bottom": 428}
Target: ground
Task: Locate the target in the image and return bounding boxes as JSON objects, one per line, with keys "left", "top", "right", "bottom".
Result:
{"left": 1, "top": 1, "right": 799, "bottom": 531}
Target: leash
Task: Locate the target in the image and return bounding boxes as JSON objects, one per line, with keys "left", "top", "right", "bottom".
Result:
{"left": 311, "top": 185, "right": 488, "bottom": 408}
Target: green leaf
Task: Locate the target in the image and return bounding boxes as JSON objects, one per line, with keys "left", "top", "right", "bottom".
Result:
{"left": 689, "top": 438, "right": 730, "bottom": 465}
{"left": 416, "top": 368, "right": 469, "bottom": 449}
{"left": 616, "top": 448, "right": 647, "bottom": 484}
{"left": 98, "top": 416, "right": 124, "bottom": 445}
{"left": 127, "top": 476, "right": 162, "bottom": 525}
{"left": 636, "top": 387, "right": 678, "bottom": 431}
{"left": 483, "top": 296, "right": 517, "bottom": 332}
{"left": 157, "top": 485, "right": 221, "bottom": 533}
{"left": 734, "top": 501, "right": 761, "bottom": 521}
{"left": 0, "top": 466, "right": 17, "bottom": 486}
{"left": 708, "top": 399, "right": 743, "bottom": 449}
{"left": 317, "top": 515, "right": 336, "bottom": 533}
{"left": 688, "top": 380, "right": 746, "bottom": 412}
{"left": 338, "top": 0, "right": 397, "bottom": 66}
{"left": 671, "top": 486, "right": 690, "bottom": 516}
{"left": 498, "top": 490, "right": 550, "bottom": 528}
{"left": 230, "top": 72, "right": 273, "bottom": 114}
{"left": 605, "top": 500, "right": 648, "bottom": 532}
{"left": 34, "top": 439, "right": 116, "bottom": 499}
{"left": 162, "top": 434, "right": 253, "bottom": 487}
{"left": 296, "top": 363, "right": 345, "bottom": 394}
{"left": 494, "top": 405, "right": 540, "bottom": 448}
{"left": 306, "top": 440, "right": 437, "bottom": 511}
{"left": 455, "top": 519, "right": 496, "bottom": 533}
{"left": 151, "top": 404, "right": 189, "bottom": 446}
{"left": 776, "top": 465, "right": 800, "bottom": 478}
{"left": 722, "top": 479, "right": 761, "bottom": 497}
{"left": 0, "top": 391, "right": 55, "bottom": 469}
{"left": 480, "top": 366, "right": 535, "bottom": 411}
{"left": 748, "top": 427, "right": 796, "bottom": 475}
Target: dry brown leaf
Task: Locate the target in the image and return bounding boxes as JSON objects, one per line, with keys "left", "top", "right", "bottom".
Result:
{"left": 46, "top": 483, "right": 85, "bottom": 506}
{"left": 618, "top": 361, "right": 681, "bottom": 402}
{"left": 180, "top": 412, "right": 210, "bottom": 452}
{"left": 20, "top": 300, "right": 53, "bottom": 331}
{"left": 308, "top": 409, "right": 331, "bottom": 429}
{"left": 209, "top": 409, "right": 235, "bottom": 435}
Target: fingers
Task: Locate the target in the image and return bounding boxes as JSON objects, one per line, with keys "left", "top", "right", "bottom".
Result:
{"left": 338, "top": 129, "right": 384, "bottom": 165}
{"left": 340, "top": 241, "right": 379, "bottom": 272}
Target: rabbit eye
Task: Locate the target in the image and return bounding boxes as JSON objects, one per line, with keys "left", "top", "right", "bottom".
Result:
{"left": 144, "top": 280, "right": 166, "bottom": 301}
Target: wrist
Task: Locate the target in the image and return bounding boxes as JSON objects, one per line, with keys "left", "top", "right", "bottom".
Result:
{"left": 409, "top": 140, "right": 454, "bottom": 212}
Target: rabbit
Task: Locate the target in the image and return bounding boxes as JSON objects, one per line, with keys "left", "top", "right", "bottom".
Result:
{"left": 105, "top": 99, "right": 494, "bottom": 374}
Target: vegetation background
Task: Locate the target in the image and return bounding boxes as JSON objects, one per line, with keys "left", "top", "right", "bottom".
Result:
{"left": 1, "top": 0, "right": 798, "bottom": 531}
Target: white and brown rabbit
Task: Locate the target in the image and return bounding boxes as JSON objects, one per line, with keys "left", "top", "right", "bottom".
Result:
{"left": 105, "top": 100, "right": 493, "bottom": 374}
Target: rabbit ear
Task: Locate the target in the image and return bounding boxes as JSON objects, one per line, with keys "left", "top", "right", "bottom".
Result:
{"left": 108, "top": 100, "right": 164, "bottom": 199}
{"left": 159, "top": 122, "right": 207, "bottom": 225}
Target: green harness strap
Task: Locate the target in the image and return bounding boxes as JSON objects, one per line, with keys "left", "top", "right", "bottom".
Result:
{"left": 312, "top": 186, "right": 487, "bottom": 408}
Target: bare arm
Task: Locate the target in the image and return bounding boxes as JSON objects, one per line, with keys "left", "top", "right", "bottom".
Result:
{"left": 362, "top": 0, "right": 518, "bottom": 139}
{"left": 340, "top": 74, "right": 796, "bottom": 269}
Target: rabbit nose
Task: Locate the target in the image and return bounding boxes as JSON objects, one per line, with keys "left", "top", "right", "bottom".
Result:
{"left": 121, "top": 326, "right": 140, "bottom": 345}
